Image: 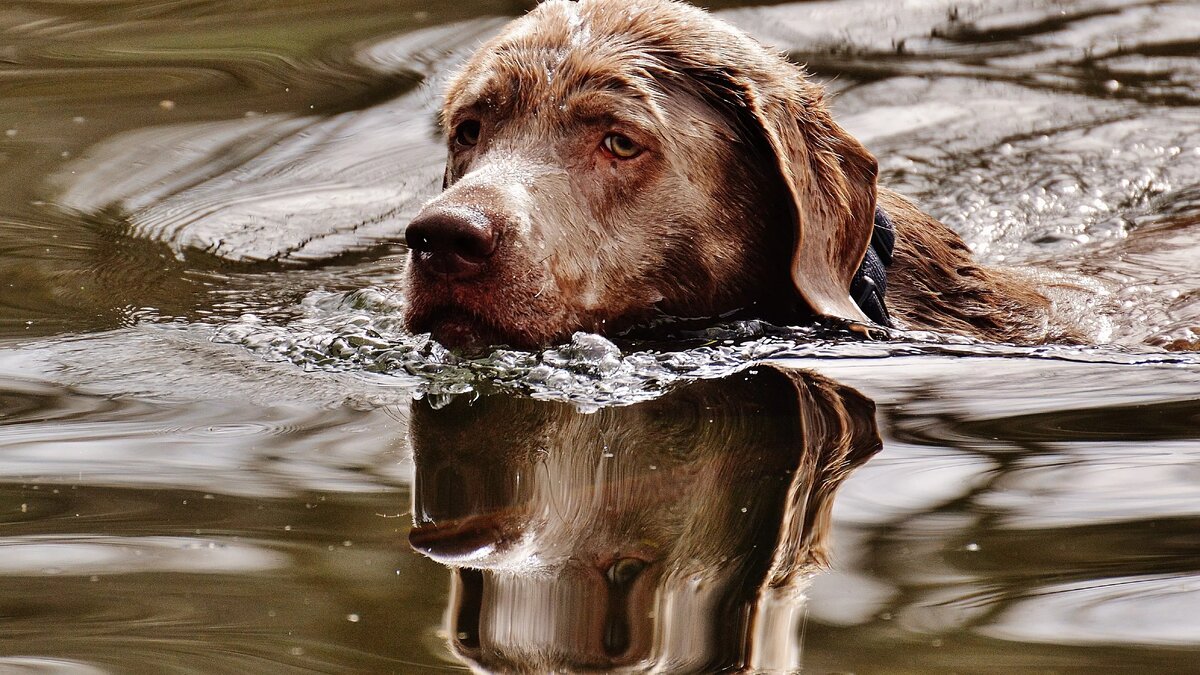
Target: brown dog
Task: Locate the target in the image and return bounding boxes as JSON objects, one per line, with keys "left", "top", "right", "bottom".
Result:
{"left": 403, "top": 0, "right": 1083, "bottom": 351}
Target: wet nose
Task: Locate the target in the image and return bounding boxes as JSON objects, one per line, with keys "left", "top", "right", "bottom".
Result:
{"left": 405, "top": 207, "right": 498, "bottom": 279}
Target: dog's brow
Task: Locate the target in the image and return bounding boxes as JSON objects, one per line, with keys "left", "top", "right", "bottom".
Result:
{"left": 448, "top": 65, "right": 658, "bottom": 130}
{"left": 445, "top": 97, "right": 489, "bottom": 124}
{"left": 561, "top": 88, "right": 656, "bottom": 129}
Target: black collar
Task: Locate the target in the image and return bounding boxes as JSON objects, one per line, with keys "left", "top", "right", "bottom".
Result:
{"left": 849, "top": 206, "right": 895, "bottom": 327}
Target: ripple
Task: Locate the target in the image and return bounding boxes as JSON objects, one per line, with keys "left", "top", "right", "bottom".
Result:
{"left": 0, "top": 657, "right": 108, "bottom": 675}
{"left": 47, "top": 16, "right": 509, "bottom": 264}
{"left": 0, "top": 366, "right": 408, "bottom": 495}
{"left": 0, "top": 535, "right": 284, "bottom": 576}
{"left": 0, "top": 537, "right": 423, "bottom": 672}
{"left": 984, "top": 573, "right": 1200, "bottom": 646}
{"left": 211, "top": 287, "right": 1200, "bottom": 411}
{"left": 977, "top": 442, "right": 1200, "bottom": 528}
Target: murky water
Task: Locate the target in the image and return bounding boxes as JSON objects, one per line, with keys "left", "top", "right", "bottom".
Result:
{"left": 2, "top": 0, "right": 1200, "bottom": 672}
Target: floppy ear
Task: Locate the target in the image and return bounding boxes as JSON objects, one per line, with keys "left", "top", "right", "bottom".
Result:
{"left": 752, "top": 80, "right": 879, "bottom": 321}
{"left": 703, "top": 67, "right": 878, "bottom": 321}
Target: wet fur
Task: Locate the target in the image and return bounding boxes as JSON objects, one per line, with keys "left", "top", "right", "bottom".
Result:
{"left": 404, "top": 0, "right": 1078, "bottom": 349}
{"left": 409, "top": 367, "right": 881, "bottom": 671}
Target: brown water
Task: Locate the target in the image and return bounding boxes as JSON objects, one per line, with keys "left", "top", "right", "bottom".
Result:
{"left": 2, "top": 0, "right": 1200, "bottom": 672}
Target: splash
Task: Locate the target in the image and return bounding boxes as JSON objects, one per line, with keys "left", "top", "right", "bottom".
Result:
{"left": 212, "top": 287, "right": 1200, "bottom": 411}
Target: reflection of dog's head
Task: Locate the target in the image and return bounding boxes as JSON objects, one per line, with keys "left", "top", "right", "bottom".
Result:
{"left": 403, "top": 0, "right": 880, "bottom": 351}
{"left": 409, "top": 367, "right": 881, "bottom": 673}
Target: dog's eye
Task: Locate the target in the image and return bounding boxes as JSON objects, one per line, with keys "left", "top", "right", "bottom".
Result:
{"left": 454, "top": 120, "right": 481, "bottom": 147}
{"left": 602, "top": 133, "right": 642, "bottom": 159}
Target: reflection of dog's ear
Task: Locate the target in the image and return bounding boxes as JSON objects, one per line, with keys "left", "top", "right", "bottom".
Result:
{"left": 762, "top": 367, "right": 882, "bottom": 590}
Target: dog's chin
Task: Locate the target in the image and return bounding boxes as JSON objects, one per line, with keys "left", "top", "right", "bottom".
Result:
{"left": 408, "top": 307, "right": 550, "bottom": 354}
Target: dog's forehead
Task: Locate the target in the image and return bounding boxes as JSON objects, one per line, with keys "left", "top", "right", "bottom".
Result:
{"left": 447, "top": 11, "right": 643, "bottom": 112}
{"left": 444, "top": 0, "right": 733, "bottom": 118}
{"left": 508, "top": 0, "right": 712, "bottom": 49}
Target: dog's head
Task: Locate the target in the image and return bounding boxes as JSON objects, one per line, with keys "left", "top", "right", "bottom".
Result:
{"left": 404, "top": 0, "right": 878, "bottom": 351}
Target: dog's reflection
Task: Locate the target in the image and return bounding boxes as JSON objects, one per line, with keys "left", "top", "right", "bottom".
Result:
{"left": 409, "top": 366, "right": 881, "bottom": 673}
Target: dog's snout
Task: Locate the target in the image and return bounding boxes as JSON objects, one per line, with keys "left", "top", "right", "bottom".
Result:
{"left": 406, "top": 207, "right": 499, "bottom": 279}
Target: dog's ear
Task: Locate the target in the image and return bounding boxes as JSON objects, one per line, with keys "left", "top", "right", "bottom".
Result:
{"left": 757, "top": 80, "right": 878, "bottom": 321}
{"left": 703, "top": 68, "right": 878, "bottom": 321}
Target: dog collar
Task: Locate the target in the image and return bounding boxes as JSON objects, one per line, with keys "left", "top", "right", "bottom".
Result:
{"left": 850, "top": 206, "right": 895, "bottom": 327}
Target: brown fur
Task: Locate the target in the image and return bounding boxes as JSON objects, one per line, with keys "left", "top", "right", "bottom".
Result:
{"left": 409, "top": 366, "right": 881, "bottom": 672}
{"left": 403, "top": 0, "right": 1076, "bottom": 350}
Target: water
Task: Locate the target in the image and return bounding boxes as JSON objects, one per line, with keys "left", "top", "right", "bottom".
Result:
{"left": 1, "top": 0, "right": 1199, "bottom": 672}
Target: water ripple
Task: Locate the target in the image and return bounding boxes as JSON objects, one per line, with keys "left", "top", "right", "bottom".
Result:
{"left": 0, "top": 535, "right": 284, "bottom": 576}
{"left": 211, "top": 287, "right": 1200, "bottom": 411}
{"left": 983, "top": 573, "right": 1200, "bottom": 646}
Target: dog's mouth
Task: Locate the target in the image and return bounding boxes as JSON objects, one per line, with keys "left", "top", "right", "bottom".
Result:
{"left": 405, "top": 292, "right": 679, "bottom": 353}
{"left": 406, "top": 304, "right": 556, "bottom": 353}
{"left": 409, "top": 307, "right": 503, "bottom": 351}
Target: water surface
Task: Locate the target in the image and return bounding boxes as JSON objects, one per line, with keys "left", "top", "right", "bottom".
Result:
{"left": 1, "top": 0, "right": 1199, "bottom": 672}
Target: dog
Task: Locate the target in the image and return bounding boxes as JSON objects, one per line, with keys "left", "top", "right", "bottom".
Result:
{"left": 408, "top": 366, "right": 881, "bottom": 672}
{"left": 403, "top": 0, "right": 1086, "bottom": 352}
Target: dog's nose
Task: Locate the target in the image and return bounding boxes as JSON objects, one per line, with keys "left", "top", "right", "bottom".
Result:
{"left": 405, "top": 207, "right": 498, "bottom": 279}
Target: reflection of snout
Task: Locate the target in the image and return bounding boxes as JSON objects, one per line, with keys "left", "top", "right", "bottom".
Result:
{"left": 405, "top": 206, "right": 499, "bottom": 280}
{"left": 408, "top": 513, "right": 515, "bottom": 564}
